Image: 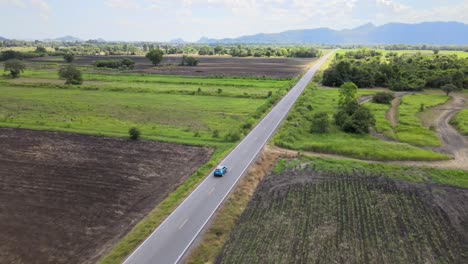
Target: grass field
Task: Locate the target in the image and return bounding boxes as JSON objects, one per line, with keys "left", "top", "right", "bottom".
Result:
{"left": 336, "top": 49, "right": 468, "bottom": 58}
{"left": 451, "top": 109, "right": 468, "bottom": 135}
{"left": 365, "top": 101, "right": 396, "bottom": 139}
{"left": 396, "top": 93, "right": 448, "bottom": 146}
{"left": 274, "top": 86, "right": 448, "bottom": 161}
{"left": 217, "top": 158, "right": 468, "bottom": 263}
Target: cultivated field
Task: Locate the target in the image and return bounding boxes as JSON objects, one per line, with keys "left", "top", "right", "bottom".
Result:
{"left": 27, "top": 55, "right": 316, "bottom": 78}
{"left": 0, "top": 128, "right": 212, "bottom": 264}
{"left": 217, "top": 159, "right": 468, "bottom": 263}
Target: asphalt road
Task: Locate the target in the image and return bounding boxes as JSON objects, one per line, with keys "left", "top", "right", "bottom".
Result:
{"left": 123, "top": 51, "right": 336, "bottom": 264}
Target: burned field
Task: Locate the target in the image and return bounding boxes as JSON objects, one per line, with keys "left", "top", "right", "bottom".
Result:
{"left": 0, "top": 128, "right": 212, "bottom": 264}
{"left": 28, "top": 55, "right": 316, "bottom": 78}
{"left": 217, "top": 163, "right": 468, "bottom": 264}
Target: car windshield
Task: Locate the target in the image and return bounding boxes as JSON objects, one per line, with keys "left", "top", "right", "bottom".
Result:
{"left": 216, "top": 166, "right": 223, "bottom": 170}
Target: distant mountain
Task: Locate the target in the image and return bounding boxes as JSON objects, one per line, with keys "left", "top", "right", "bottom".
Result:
{"left": 169, "top": 38, "right": 187, "bottom": 44}
{"left": 54, "top": 35, "right": 82, "bottom": 42}
{"left": 198, "top": 22, "right": 468, "bottom": 45}
{"left": 0, "top": 36, "right": 8, "bottom": 41}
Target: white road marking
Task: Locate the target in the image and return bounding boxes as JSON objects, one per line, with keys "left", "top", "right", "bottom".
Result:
{"left": 178, "top": 218, "right": 188, "bottom": 230}
{"left": 208, "top": 187, "right": 215, "bottom": 195}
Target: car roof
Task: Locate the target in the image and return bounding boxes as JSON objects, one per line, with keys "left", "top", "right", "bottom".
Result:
{"left": 216, "top": 165, "right": 223, "bottom": 170}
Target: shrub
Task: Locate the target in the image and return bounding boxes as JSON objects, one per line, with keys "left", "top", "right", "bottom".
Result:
{"left": 35, "top": 46, "right": 47, "bottom": 53}
{"left": 372, "top": 92, "right": 395, "bottom": 104}
{"left": 146, "top": 49, "right": 164, "bottom": 65}
{"left": 334, "top": 100, "right": 375, "bottom": 134}
{"left": 128, "top": 127, "right": 140, "bottom": 140}
{"left": 212, "top": 129, "right": 220, "bottom": 138}
{"left": 311, "top": 112, "right": 330, "bottom": 133}
{"left": 441, "top": 84, "right": 461, "bottom": 96}
{"left": 217, "top": 88, "right": 223, "bottom": 94}
{"left": 63, "top": 53, "right": 75, "bottom": 63}
{"left": 4, "top": 59, "right": 26, "bottom": 78}
{"left": 224, "top": 129, "right": 241, "bottom": 142}
{"left": 58, "top": 65, "right": 83, "bottom": 85}
{"left": 180, "top": 55, "right": 199, "bottom": 66}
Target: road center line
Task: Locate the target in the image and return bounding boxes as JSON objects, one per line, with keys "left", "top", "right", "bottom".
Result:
{"left": 208, "top": 187, "right": 215, "bottom": 195}
{"left": 178, "top": 218, "right": 188, "bottom": 230}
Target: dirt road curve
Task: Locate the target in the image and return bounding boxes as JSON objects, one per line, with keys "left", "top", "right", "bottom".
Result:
{"left": 434, "top": 96, "right": 468, "bottom": 168}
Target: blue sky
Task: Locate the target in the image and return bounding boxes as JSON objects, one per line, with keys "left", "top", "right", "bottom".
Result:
{"left": 1, "top": 0, "right": 467, "bottom": 41}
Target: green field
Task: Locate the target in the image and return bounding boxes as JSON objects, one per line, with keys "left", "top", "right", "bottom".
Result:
{"left": 451, "top": 109, "right": 468, "bottom": 135}
{"left": 396, "top": 94, "right": 448, "bottom": 146}
{"left": 336, "top": 49, "right": 468, "bottom": 58}
{"left": 274, "top": 86, "right": 448, "bottom": 161}
{"left": 217, "top": 158, "right": 468, "bottom": 263}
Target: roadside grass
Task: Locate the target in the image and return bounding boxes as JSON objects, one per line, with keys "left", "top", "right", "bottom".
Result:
{"left": 450, "top": 109, "right": 468, "bottom": 136}
{"left": 397, "top": 93, "right": 449, "bottom": 147}
{"left": 274, "top": 86, "right": 448, "bottom": 161}
{"left": 98, "top": 145, "right": 232, "bottom": 264}
{"left": 186, "top": 150, "right": 283, "bottom": 264}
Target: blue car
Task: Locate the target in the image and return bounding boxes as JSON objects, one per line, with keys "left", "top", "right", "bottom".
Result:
{"left": 214, "top": 165, "right": 228, "bottom": 177}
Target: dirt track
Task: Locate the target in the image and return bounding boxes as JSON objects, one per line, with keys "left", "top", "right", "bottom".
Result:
{"left": 0, "top": 129, "right": 212, "bottom": 264}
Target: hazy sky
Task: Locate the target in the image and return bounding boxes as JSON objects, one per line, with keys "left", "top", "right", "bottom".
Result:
{"left": 1, "top": 0, "right": 467, "bottom": 41}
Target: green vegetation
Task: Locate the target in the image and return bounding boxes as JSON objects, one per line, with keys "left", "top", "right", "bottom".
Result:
{"left": 365, "top": 101, "right": 396, "bottom": 139}
{"left": 298, "top": 157, "right": 468, "bottom": 188}
{"left": 3, "top": 59, "right": 25, "bottom": 78}
{"left": 274, "top": 86, "right": 447, "bottom": 161}
{"left": 58, "top": 64, "right": 83, "bottom": 85}
{"left": 146, "top": 49, "right": 164, "bottom": 65}
{"left": 323, "top": 49, "right": 468, "bottom": 91}
{"left": 95, "top": 58, "right": 135, "bottom": 69}
{"left": 334, "top": 82, "right": 375, "bottom": 134}
{"left": 372, "top": 91, "right": 394, "bottom": 104}
{"left": 218, "top": 158, "right": 467, "bottom": 263}
{"left": 63, "top": 53, "right": 75, "bottom": 63}
{"left": 128, "top": 127, "right": 140, "bottom": 140}
{"left": 180, "top": 55, "right": 199, "bottom": 66}
{"left": 450, "top": 109, "right": 468, "bottom": 135}
{"left": 396, "top": 93, "right": 448, "bottom": 146}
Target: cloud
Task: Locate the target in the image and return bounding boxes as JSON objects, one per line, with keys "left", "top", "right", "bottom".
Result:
{"left": 0, "top": 0, "right": 27, "bottom": 8}
{"left": 30, "top": 0, "right": 50, "bottom": 20}
{"left": 106, "top": 0, "right": 141, "bottom": 10}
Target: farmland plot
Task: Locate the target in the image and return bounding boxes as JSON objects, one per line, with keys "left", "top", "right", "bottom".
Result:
{"left": 0, "top": 128, "right": 212, "bottom": 264}
{"left": 217, "top": 164, "right": 468, "bottom": 263}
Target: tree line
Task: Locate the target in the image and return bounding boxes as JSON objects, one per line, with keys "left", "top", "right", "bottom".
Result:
{"left": 322, "top": 49, "right": 468, "bottom": 91}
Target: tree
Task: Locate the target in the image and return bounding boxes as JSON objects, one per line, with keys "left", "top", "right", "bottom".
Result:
{"left": 441, "top": 84, "right": 461, "bottom": 96}
{"left": 338, "top": 82, "right": 358, "bottom": 106}
{"left": 311, "top": 112, "right": 330, "bottom": 133}
{"left": 4, "top": 59, "right": 26, "bottom": 78}
{"left": 180, "top": 55, "right": 199, "bottom": 66}
{"left": 58, "top": 65, "right": 83, "bottom": 85}
{"left": 372, "top": 92, "right": 395, "bottom": 104}
{"left": 146, "top": 49, "right": 164, "bottom": 65}
{"left": 63, "top": 53, "right": 75, "bottom": 63}
{"left": 35, "top": 46, "right": 47, "bottom": 53}
{"left": 128, "top": 127, "right": 141, "bottom": 140}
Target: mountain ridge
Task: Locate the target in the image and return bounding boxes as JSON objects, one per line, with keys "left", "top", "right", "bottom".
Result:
{"left": 198, "top": 21, "right": 468, "bottom": 45}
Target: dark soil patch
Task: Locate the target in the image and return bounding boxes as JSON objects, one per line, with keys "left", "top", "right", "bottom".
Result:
{"left": 217, "top": 164, "right": 468, "bottom": 263}
{"left": 28, "top": 55, "right": 316, "bottom": 79}
{"left": 0, "top": 128, "right": 212, "bottom": 264}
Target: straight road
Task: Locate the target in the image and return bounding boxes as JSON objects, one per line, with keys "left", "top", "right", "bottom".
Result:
{"left": 123, "top": 51, "right": 336, "bottom": 264}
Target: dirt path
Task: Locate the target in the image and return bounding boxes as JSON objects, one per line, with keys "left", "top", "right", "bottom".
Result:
{"left": 432, "top": 96, "right": 468, "bottom": 168}
{"left": 386, "top": 92, "right": 411, "bottom": 127}
{"left": 269, "top": 93, "right": 468, "bottom": 170}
